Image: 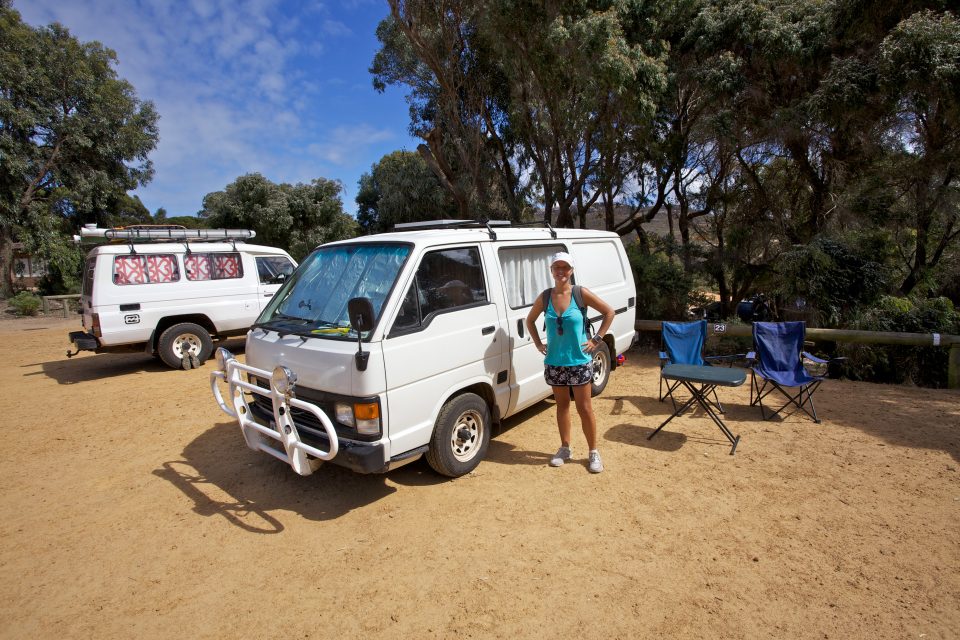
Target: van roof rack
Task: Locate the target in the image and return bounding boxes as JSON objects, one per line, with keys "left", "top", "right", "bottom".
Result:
{"left": 391, "top": 218, "right": 556, "bottom": 240}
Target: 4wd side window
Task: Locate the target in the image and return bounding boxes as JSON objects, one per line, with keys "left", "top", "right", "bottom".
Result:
{"left": 256, "top": 256, "right": 295, "bottom": 284}
{"left": 392, "top": 246, "right": 487, "bottom": 332}
{"left": 113, "top": 254, "right": 180, "bottom": 285}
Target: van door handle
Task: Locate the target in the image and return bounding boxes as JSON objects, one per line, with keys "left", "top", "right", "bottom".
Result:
{"left": 482, "top": 326, "right": 495, "bottom": 335}
{"left": 263, "top": 293, "right": 273, "bottom": 297}
{"left": 517, "top": 319, "right": 525, "bottom": 338}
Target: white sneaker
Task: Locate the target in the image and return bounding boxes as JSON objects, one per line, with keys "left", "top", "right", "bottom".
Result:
{"left": 588, "top": 450, "right": 604, "bottom": 473}
{"left": 549, "top": 446, "right": 571, "bottom": 467}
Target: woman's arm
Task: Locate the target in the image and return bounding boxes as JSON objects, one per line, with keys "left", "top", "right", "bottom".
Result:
{"left": 525, "top": 295, "right": 547, "bottom": 355}
{"left": 581, "top": 287, "right": 615, "bottom": 352}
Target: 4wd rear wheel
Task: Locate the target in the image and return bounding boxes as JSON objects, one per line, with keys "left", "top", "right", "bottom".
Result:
{"left": 426, "top": 393, "right": 491, "bottom": 478}
{"left": 157, "top": 322, "right": 213, "bottom": 369}
{"left": 590, "top": 340, "right": 611, "bottom": 397}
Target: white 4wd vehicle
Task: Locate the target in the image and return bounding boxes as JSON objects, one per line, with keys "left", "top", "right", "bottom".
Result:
{"left": 212, "top": 220, "right": 637, "bottom": 477}
{"left": 68, "top": 226, "right": 296, "bottom": 368}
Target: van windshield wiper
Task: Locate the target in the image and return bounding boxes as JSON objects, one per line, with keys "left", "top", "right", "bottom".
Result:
{"left": 252, "top": 313, "right": 313, "bottom": 333}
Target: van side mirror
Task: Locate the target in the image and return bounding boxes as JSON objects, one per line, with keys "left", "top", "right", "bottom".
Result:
{"left": 348, "top": 297, "right": 375, "bottom": 332}
{"left": 347, "top": 297, "right": 375, "bottom": 371}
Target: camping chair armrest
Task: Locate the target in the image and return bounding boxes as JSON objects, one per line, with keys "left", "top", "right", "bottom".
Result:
{"left": 659, "top": 351, "right": 669, "bottom": 365}
{"left": 801, "top": 351, "right": 828, "bottom": 364}
{"left": 745, "top": 351, "right": 756, "bottom": 364}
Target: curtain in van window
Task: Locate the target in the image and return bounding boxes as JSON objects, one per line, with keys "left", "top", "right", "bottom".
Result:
{"left": 498, "top": 246, "right": 563, "bottom": 308}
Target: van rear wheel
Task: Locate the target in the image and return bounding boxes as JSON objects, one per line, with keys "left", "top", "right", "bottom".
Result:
{"left": 426, "top": 393, "right": 491, "bottom": 478}
{"left": 158, "top": 322, "right": 213, "bottom": 369}
{"left": 591, "top": 340, "right": 611, "bottom": 397}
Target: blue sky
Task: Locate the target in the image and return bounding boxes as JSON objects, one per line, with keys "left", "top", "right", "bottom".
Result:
{"left": 16, "top": 0, "right": 418, "bottom": 217}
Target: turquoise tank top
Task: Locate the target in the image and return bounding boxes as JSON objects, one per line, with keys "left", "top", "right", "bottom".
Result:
{"left": 544, "top": 297, "right": 590, "bottom": 366}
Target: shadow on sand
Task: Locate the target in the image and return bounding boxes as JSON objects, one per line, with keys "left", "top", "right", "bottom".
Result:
{"left": 31, "top": 338, "right": 247, "bottom": 384}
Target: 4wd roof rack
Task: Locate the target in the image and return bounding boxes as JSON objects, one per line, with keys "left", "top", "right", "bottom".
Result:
{"left": 74, "top": 224, "right": 257, "bottom": 254}
{"left": 392, "top": 218, "right": 557, "bottom": 240}
{"left": 77, "top": 224, "right": 256, "bottom": 242}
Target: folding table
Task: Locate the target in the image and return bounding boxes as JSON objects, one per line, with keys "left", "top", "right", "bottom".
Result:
{"left": 648, "top": 363, "right": 747, "bottom": 454}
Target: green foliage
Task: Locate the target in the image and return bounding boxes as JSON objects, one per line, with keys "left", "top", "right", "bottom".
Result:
{"left": 626, "top": 242, "right": 694, "bottom": 320}
{"left": 7, "top": 291, "right": 41, "bottom": 316}
{"left": 199, "top": 173, "right": 358, "bottom": 261}
{"left": 356, "top": 151, "right": 457, "bottom": 233}
{"left": 841, "top": 296, "right": 960, "bottom": 387}
{"left": 773, "top": 235, "right": 891, "bottom": 326}
{"left": 0, "top": 5, "right": 159, "bottom": 296}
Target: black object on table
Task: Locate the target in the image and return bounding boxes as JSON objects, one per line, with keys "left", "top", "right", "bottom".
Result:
{"left": 648, "top": 363, "right": 747, "bottom": 454}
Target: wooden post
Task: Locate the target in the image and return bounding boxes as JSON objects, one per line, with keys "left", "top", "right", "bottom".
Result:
{"left": 950, "top": 344, "right": 960, "bottom": 390}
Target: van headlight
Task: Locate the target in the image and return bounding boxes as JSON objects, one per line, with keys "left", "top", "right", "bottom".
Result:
{"left": 271, "top": 366, "right": 297, "bottom": 395}
{"left": 335, "top": 401, "right": 381, "bottom": 435}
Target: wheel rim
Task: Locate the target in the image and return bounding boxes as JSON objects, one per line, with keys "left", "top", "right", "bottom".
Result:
{"left": 450, "top": 410, "right": 483, "bottom": 462}
{"left": 171, "top": 333, "right": 203, "bottom": 358}
{"left": 592, "top": 350, "right": 608, "bottom": 384}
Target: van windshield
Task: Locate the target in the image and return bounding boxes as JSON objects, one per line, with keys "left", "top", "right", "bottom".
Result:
{"left": 256, "top": 243, "right": 411, "bottom": 338}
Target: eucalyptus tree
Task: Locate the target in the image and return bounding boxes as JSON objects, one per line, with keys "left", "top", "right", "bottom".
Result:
{"left": 372, "top": 0, "right": 524, "bottom": 220}
{"left": 0, "top": 2, "right": 159, "bottom": 295}
{"left": 199, "top": 174, "right": 357, "bottom": 261}
{"left": 356, "top": 150, "right": 458, "bottom": 233}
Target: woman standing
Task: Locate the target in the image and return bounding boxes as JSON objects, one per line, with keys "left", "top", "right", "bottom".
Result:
{"left": 525, "top": 252, "right": 615, "bottom": 473}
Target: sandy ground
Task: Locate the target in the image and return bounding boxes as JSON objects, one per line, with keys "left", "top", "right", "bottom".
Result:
{"left": 1, "top": 310, "right": 958, "bottom": 639}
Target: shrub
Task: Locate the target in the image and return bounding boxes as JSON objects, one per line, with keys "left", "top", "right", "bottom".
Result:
{"left": 627, "top": 245, "right": 694, "bottom": 320}
{"left": 8, "top": 291, "right": 42, "bottom": 316}
{"left": 840, "top": 296, "right": 960, "bottom": 387}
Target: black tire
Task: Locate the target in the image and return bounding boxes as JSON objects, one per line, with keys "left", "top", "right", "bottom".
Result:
{"left": 590, "top": 339, "right": 611, "bottom": 397}
{"left": 425, "top": 393, "right": 491, "bottom": 478}
{"left": 157, "top": 322, "right": 213, "bottom": 369}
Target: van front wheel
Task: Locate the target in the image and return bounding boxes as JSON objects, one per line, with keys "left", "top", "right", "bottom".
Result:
{"left": 591, "top": 340, "right": 611, "bottom": 397}
{"left": 158, "top": 322, "right": 213, "bottom": 369}
{"left": 426, "top": 393, "right": 491, "bottom": 478}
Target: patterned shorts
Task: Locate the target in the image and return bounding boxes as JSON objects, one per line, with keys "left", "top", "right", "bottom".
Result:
{"left": 544, "top": 363, "right": 594, "bottom": 387}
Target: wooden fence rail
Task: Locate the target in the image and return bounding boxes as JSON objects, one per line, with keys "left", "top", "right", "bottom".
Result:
{"left": 635, "top": 319, "right": 960, "bottom": 389}
{"left": 41, "top": 294, "right": 81, "bottom": 318}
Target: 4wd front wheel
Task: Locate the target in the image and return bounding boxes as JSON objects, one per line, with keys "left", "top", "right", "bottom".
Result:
{"left": 426, "top": 393, "right": 491, "bottom": 477}
{"left": 590, "top": 340, "right": 611, "bottom": 397}
{"left": 157, "top": 322, "right": 213, "bottom": 369}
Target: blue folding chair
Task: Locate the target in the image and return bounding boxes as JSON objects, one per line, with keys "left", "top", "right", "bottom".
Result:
{"left": 659, "top": 320, "right": 727, "bottom": 413}
{"left": 748, "top": 321, "right": 833, "bottom": 423}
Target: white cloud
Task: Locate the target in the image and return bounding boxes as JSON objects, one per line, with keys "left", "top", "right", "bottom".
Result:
{"left": 306, "top": 124, "right": 396, "bottom": 165}
{"left": 14, "top": 0, "right": 416, "bottom": 216}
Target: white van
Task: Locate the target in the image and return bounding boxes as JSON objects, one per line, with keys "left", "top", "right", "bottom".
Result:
{"left": 68, "top": 226, "right": 297, "bottom": 368}
{"left": 211, "top": 221, "right": 637, "bottom": 477}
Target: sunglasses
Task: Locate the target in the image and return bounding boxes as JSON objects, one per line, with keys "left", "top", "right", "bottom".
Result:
{"left": 556, "top": 315, "right": 563, "bottom": 336}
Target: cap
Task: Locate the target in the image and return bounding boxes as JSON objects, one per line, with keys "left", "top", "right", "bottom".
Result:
{"left": 549, "top": 252, "right": 575, "bottom": 269}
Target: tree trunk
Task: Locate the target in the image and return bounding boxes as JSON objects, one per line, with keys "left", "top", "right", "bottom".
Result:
{"left": 0, "top": 226, "right": 16, "bottom": 297}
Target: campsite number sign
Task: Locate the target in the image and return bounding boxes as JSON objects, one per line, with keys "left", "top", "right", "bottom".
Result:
{"left": 713, "top": 323, "right": 726, "bottom": 334}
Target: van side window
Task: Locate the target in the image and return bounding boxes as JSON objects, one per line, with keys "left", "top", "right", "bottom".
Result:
{"left": 497, "top": 245, "right": 567, "bottom": 308}
{"left": 184, "top": 252, "right": 244, "bottom": 281}
{"left": 113, "top": 254, "right": 180, "bottom": 285}
{"left": 393, "top": 247, "right": 487, "bottom": 331}
{"left": 256, "top": 256, "right": 295, "bottom": 284}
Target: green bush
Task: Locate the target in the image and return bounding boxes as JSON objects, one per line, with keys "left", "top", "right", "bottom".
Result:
{"left": 8, "top": 291, "right": 42, "bottom": 316}
{"left": 840, "top": 296, "right": 960, "bottom": 387}
{"left": 627, "top": 245, "right": 694, "bottom": 320}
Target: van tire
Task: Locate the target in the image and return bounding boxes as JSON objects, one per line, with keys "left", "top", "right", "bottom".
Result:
{"left": 158, "top": 323, "right": 213, "bottom": 369}
{"left": 590, "top": 340, "right": 611, "bottom": 397}
{"left": 426, "top": 393, "right": 491, "bottom": 478}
